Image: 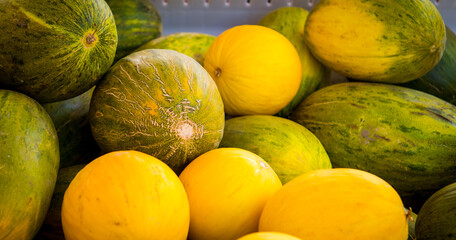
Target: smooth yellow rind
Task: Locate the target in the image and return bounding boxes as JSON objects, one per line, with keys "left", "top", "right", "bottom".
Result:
{"left": 179, "top": 148, "right": 282, "bottom": 240}
{"left": 204, "top": 25, "right": 302, "bottom": 116}
{"left": 61, "top": 151, "right": 190, "bottom": 240}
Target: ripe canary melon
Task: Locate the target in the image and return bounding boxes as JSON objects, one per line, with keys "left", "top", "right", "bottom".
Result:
{"left": 259, "top": 168, "right": 408, "bottom": 240}
{"left": 179, "top": 148, "right": 282, "bottom": 240}
{"left": 61, "top": 151, "right": 190, "bottom": 240}
{"left": 204, "top": 25, "right": 302, "bottom": 116}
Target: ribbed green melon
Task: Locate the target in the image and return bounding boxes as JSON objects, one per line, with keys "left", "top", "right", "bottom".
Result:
{"left": 304, "top": 0, "right": 446, "bottom": 83}
{"left": 105, "top": 0, "right": 162, "bottom": 61}
{"left": 407, "top": 209, "right": 417, "bottom": 240}
{"left": 34, "top": 164, "right": 86, "bottom": 240}
{"left": 43, "top": 87, "right": 100, "bottom": 168}
{"left": 220, "top": 115, "right": 331, "bottom": 184}
{"left": 135, "top": 32, "right": 215, "bottom": 66}
{"left": 89, "top": 49, "right": 225, "bottom": 173}
{"left": 0, "top": 0, "right": 117, "bottom": 103}
{"left": 415, "top": 182, "right": 456, "bottom": 240}
{"left": 291, "top": 82, "right": 456, "bottom": 210}
{"left": 400, "top": 26, "right": 456, "bottom": 105}
{"left": 259, "top": 6, "right": 330, "bottom": 118}
{"left": 0, "top": 90, "right": 60, "bottom": 240}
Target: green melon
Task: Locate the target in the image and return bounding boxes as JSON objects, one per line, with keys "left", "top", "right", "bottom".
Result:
{"left": 43, "top": 87, "right": 100, "bottom": 168}
{"left": 400, "top": 26, "right": 456, "bottom": 105}
{"left": 258, "top": 6, "right": 330, "bottom": 118}
{"left": 415, "top": 182, "right": 456, "bottom": 240}
{"left": 0, "top": 90, "right": 60, "bottom": 240}
{"left": 304, "top": 0, "right": 446, "bottom": 83}
{"left": 105, "top": 0, "right": 162, "bottom": 61}
{"left": 0, "top": 0, "right": 117, "bottom": 103}
{"left": 291, "top": 82, "right": 456, "bottom": 210}
{"left": 89, "top": 49, "right": 225, "bottom": 174}
{"left": 135, "top": 32, "right": 215, "bottom": 66}
{"left": 219, "top": 115, "right": 331, "bottom": 184}
{"left": 34, "top": 164, "right": 86, "bottom": 240}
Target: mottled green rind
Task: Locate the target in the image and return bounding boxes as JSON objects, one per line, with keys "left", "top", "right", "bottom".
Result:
{"left": 34, "top": 164, "right": 86, "bottom": 240}
{"left": 304, "top": 0, "right": 446, "bottom": 83}
{"left": 106, "top": 0, "right": 162, "bottom": 61}
{"left": 0, "top": 90, "right": 59, "bottom": 240}
{"left": 43, "top": 87, "right": 100, "bottom": 168}
{"left": 416, "top": 182, "right": 456, "bottom": 240}
{"left": 0, "top": 0, "right": 117, "bottom": 103}
{"left": 135, "top": 32, "right": 215, "bottom": 66}
{"left": 291, "top": 82, "right": 456, "bottom": 210}
{"left": 400, "top": 26, "right": 456, "bottom": 105}
{"left": 258, "top": 7, "right": 330, "bottom": 118}
{"left": 220, "top": 115, "right": 331, "bottom": 184}
{"left": 89, "top": 49, "right": 225, "bottom": 174}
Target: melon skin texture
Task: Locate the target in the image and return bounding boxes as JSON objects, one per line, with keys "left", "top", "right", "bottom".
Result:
{"left": 203, "top": 25, "right": 302, "bottom": 116}
{"left": 400, "top": 26, "right": 456, "bottom": 105}
{"left": 135, "top": 32, "right": 215, "bottom": 66}
{"left": 89, "top": 49, "right": 225, "bottom": 174}
{"left": 105, "top": 0, "right": 162, "bottom": 61}
{"left": 34, "top": 164, "right": 86, "bottom": 240}
{"left": 61, "top": 151, "right": 190, "bottom": 240}
{"left": 0, "top": 0, "right": 117, "bottom": 103}
{"left": 291, "top": 82, "right": 456, "bottom": 210}
{"left": 43, "top": 87, "right": 100, "bottom": 168}
{"left": 415, "top": 182, "right": 456, "bottom": 240}
{"left": 0, "top": 89, "right": 60, "bottom": 240}
{"left": 220, "top": 115, "right": 331, "bottom": 184}
{"left": 304, "top": 0, "right": 446, "bottom": 83}
{"left": 179, "top": 148, "right": 282, "bottom": 240}
{"left": 259, "top": 6, "right": 330, "bottom": 118}
{"left": 259, "top": 168, "right": 408, "bottom": 240}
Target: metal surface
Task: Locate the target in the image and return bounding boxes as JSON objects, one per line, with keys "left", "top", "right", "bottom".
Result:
{"left": 149, "top": 0, "right": 456, "bottom": 36}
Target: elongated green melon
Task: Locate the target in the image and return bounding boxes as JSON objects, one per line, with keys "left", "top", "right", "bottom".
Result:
{"left": 135, "top": 32, "right": 215, "bottom": 66}
{"left": 89, "top": 49, "right": 225, "bottom": 174}
{"left": 0, "top": 0, "right": 117, "bottom": 103}
{"left": 0, "top": 90, "right": 60, "bottom": 240}
{"left": 220, "top": 115, "right": 331, "bottom": 184}
{"left": 43, "top": 87, "right": 100, "bottom": 168}
{"left": 400, "top": 26, "right": 456, "bottom": 105}
{"left": 34, "top": 164, "right": 86, "bottom": 240}
{"left": 291, "top": 82, "right": 456, "bottom": 210}
{"left": 259, "top": 6, "right": 330, "bottom": 118}
{"left": 304, "top": 0, "right": 446, "bottom": 83}
{"left": 415, "top": 182, "right": 456, "bottom": 240}
{"left": 106, "top": 0, "right": 162, "bottom": 61}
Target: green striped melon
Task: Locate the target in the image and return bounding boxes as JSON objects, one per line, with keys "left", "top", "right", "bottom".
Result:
{"left": 304, "top": 0, "right": 446, "bottom": 83}
{"left": 106, "top": 0, "right": 162, "bottom": 61}
{"left": 415, "top": 181, "right": 456, "bottom": 239}
{"left": 135, "top": 32, "right": 215, "bottom": 66}
{"left": 89, "top": 49, "right": 225, "bottom": 173}
{"left": 220, "top": 115, "right": 331, "bottom": 184}
{"left": 43, "top": 87, "right": 100, "bottom": 168}
{"left": 259, "top": 6, "right": 330, "bottom": 118}
{"left": 291, "top": 82, "right": 456, "bottom": 210}
{"left": 0, "top": 0, "right": 117, "bottom": 103}
{"left": 400, "top": 26, "right": 456, "bottom": 105}
{"left": 0, "top": 90, "right": 60, "bottom": 240}
{"left": 34, "top": 164, "right": 86, "bottom": 240}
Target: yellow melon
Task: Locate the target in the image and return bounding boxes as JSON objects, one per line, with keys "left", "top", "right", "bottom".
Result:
{"left": 203, "top": 25, "right": 302, "bottom": 116}
{"left": 179, "top": 148, "right": 282, "bottom": 240}
{"left": 259, "top": 168, "right": 408, "bottom": 240}
{"left": 61, "top": 151, "right": 190, "bottom": 240}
